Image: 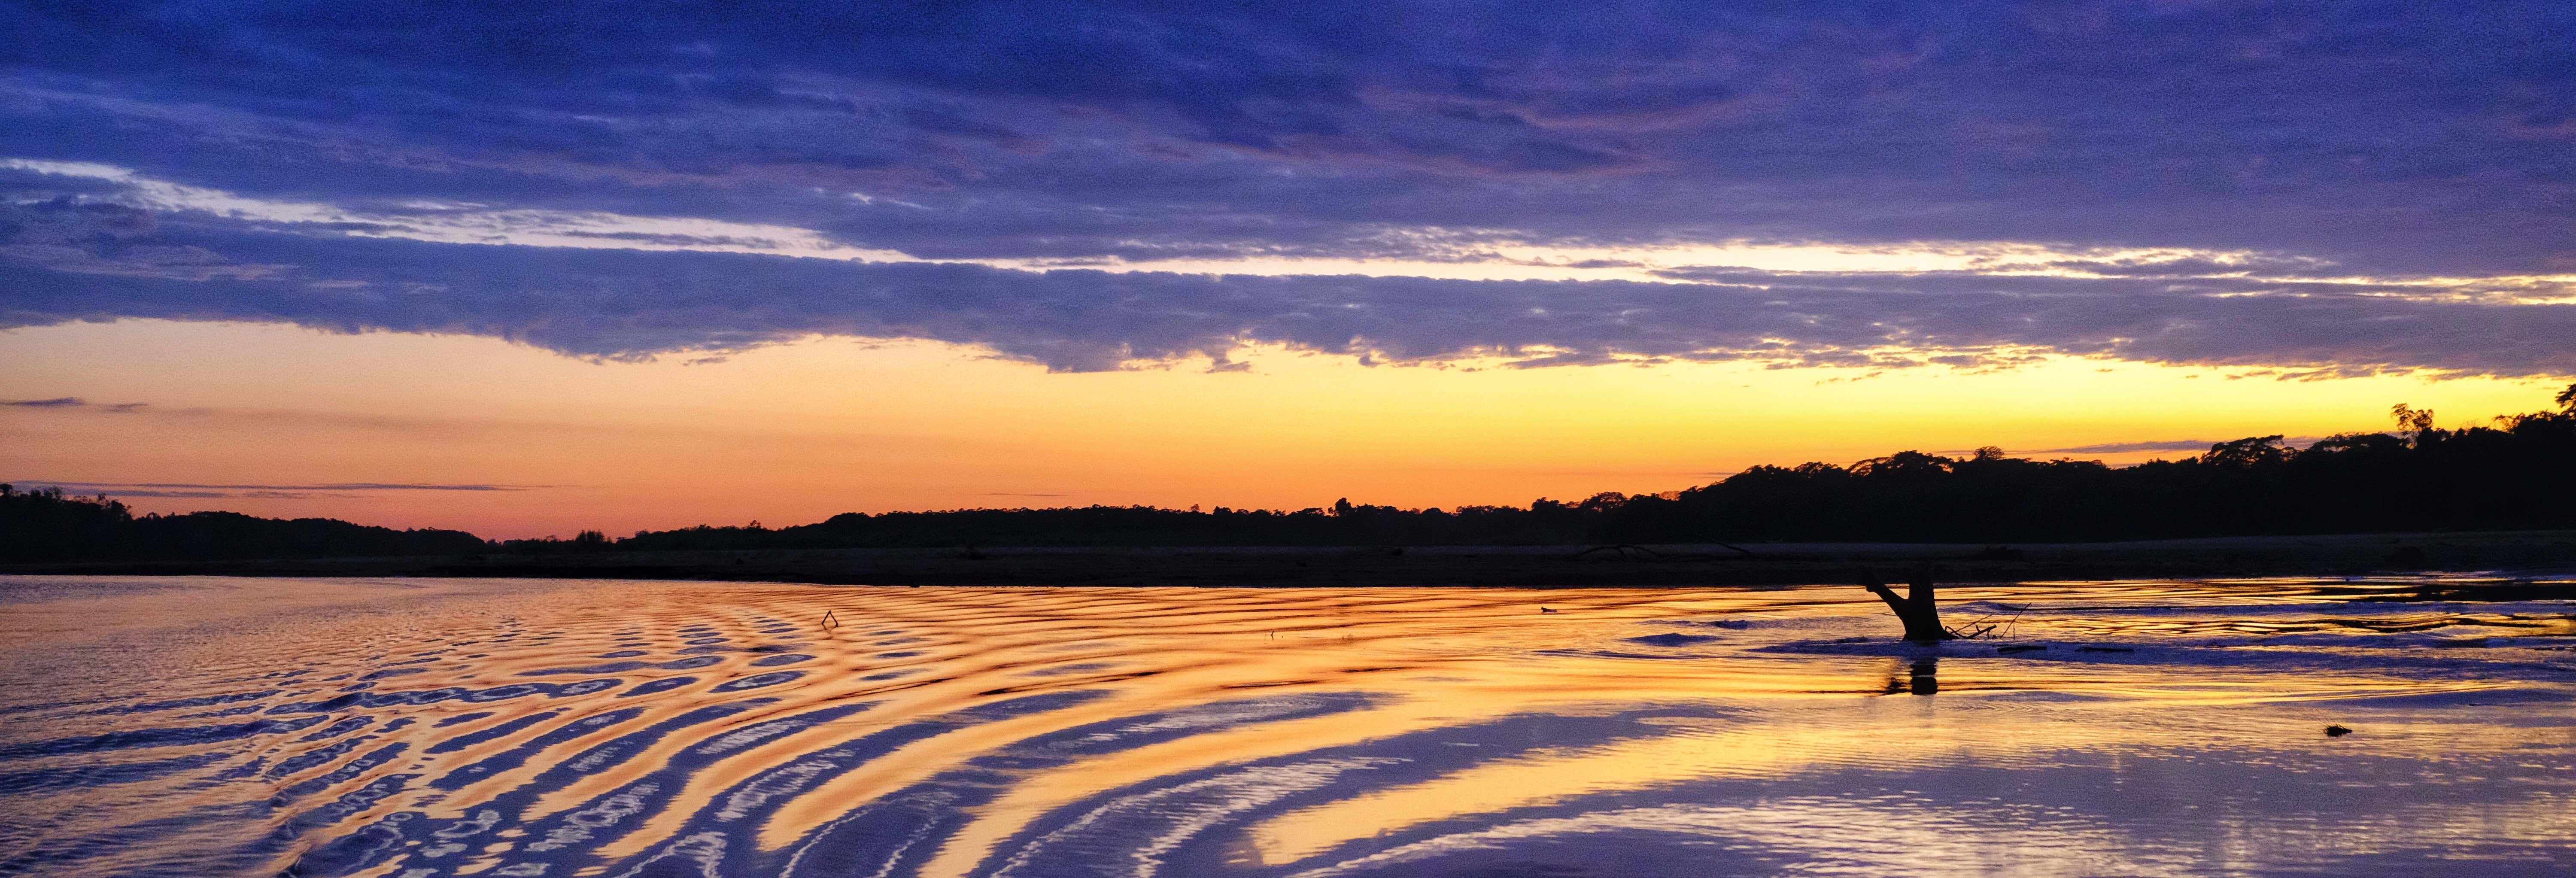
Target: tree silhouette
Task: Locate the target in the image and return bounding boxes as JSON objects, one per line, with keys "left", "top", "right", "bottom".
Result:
{"left": 10, "top": 386, "right": 2576, "bottom": 562}
{"left": 2390, "top": 404, "right": 2436, "bottom": 441}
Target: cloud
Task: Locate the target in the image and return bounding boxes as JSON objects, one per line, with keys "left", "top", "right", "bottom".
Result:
{"left": 2023, "top": 440, "right": 2220, "bottom": 456}
{"left": 1, "top": 3, "right": 2570, "bottom": 382}
{"left": 0, "top": 396, "right": 150, "bottom": 412}
{"left": 2, "top": 481, "right": 527, "bottom": 501}
{"left": 75, "top": 490, "right": 234, "bottom": 498}
{"left": 4, "top": 223, "right": 2573, "bottom": 379}
{"left": 2018, "top": 436, "right": 2353, "bottom": 456}
{"left": 0, "top": 160, "right": 895, "bottom": 263}
{"left": 0, "top": 2, "right": 2567, "bottom": 277}
{"left": 21, "top": 481, "right": 532, "bottom": 492}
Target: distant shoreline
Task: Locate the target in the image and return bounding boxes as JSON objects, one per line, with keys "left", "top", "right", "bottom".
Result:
{"left": 8, "top": 529, "right": 2573, "bottom": 588}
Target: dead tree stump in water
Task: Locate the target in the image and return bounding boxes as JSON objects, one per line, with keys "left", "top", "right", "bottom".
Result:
{"left": 1862, "top": 570, "right": 1956, "bottom": 643}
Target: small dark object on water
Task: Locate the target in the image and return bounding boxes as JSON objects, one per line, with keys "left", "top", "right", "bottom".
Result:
{"left": 2325, "top": 724, "right": 2354, "bottom": 737}
{"left": 2078, "top": 646, "right": 2134, "bottom": 653}
{"left": 1998, "top": 644, "right": 2049, "bottom": 653}
{"left": 1540, "top": 607, "right": 1558, "bottom": 614}
{"left": 1625, "top": 632, "right": 1720, "bottom": 647}
{"left": 1971, "top": 545, "right": 2025, "bottom": 562}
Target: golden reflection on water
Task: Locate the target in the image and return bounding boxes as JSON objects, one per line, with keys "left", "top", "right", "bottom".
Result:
{"left": 0, "top": 575, "right": 2572, "bottom": 877}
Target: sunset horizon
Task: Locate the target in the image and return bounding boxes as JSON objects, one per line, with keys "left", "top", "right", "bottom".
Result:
{"left": 7, "top": 2, "right": 2573, "bottom": 540}
{"left": 11, "top": 328, "right": 2570, "bottom": 539}
{"left": 5, "top": 4, "right": 2574, "bottom": 876}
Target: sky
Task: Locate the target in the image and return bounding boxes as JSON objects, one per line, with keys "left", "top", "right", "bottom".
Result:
{"left": 2, "top": 1, "right": 2571, "bottom": 539}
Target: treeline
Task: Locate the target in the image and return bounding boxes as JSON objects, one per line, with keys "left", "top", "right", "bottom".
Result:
{"left": 7, "top": 387, "right": 2574, "bottom": 562}
{"left": 0, "top": 485, "right": 486, "bottom": 563}
{"left": 622, "top": 388, "right": 2576, "bottom": 550}
{"left": 615, "top": 498, "right": 1625, "bottom": 551}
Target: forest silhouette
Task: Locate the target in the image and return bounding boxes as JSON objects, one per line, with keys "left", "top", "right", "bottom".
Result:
{"left": 0, "top": 489, "right": 486, "bottom": 563}
{"left": 7, "top": 385, "right": 2573, "bottom": 563}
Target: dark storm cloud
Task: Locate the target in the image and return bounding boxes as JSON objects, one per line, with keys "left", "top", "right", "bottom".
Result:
{"left": 5, "top": 225, "right": 2571, "bottom": 377}
{"left": 0, "top": 1, "right": 2570, "bottom": 375}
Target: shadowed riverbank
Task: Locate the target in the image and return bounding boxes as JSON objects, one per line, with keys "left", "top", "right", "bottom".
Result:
{"left": 10, "top": 529, "right": 2574, "bottom": 589}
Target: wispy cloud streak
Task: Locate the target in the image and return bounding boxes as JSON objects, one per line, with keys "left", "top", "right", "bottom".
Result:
{"left": 4, "top": 480, "right": 541, "bottom": 501}
{"left": 3, "top": 397, "right": 149, "bottom": 412}
{"left": 20, "top": 482, "right": 532, "bottom": 492}
{"left": 6, "top": 225, "right": 2570, "bottom": 377}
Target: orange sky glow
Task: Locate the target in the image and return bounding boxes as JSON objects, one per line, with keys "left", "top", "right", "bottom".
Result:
{"left": 6, "top": 318, "right": 2561, "bottom": 540}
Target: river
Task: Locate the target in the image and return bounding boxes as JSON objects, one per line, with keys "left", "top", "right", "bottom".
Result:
{"left": 2, "top": 575, "right": 2570, "bottom": 876}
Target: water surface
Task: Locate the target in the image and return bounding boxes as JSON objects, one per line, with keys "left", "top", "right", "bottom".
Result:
{"left": 2, "top": 575, "right": 2571, "bottom": 876}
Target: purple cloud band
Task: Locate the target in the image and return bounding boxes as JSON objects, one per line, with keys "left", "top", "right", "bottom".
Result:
{"left": 5, "top": 221, "right": 2570, "bottom": 378}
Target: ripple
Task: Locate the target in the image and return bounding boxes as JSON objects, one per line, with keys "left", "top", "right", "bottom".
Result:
{"left": 709, "top": 671, "right": 805, "bottom": 692}
{"left": 3, "top": 575, "right": 2573, "bottom": 877}
{"left": 0, "top": 715, "right": 331, "bottom": 760}
{"left": 620, "top": 677, "right": 699, "bottom": 698}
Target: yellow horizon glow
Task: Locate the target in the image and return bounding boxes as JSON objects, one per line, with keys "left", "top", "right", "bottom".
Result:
{"left": 3, "top": 318, "right": 2565, "bottom": 540}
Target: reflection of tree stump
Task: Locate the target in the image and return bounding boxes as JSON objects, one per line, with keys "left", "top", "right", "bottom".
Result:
{"left": 1879, "top": 656, "right": 1940, "bottom": 695}
{"left": 1862, "top": 570, "right": 1956, "bottom": 643}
